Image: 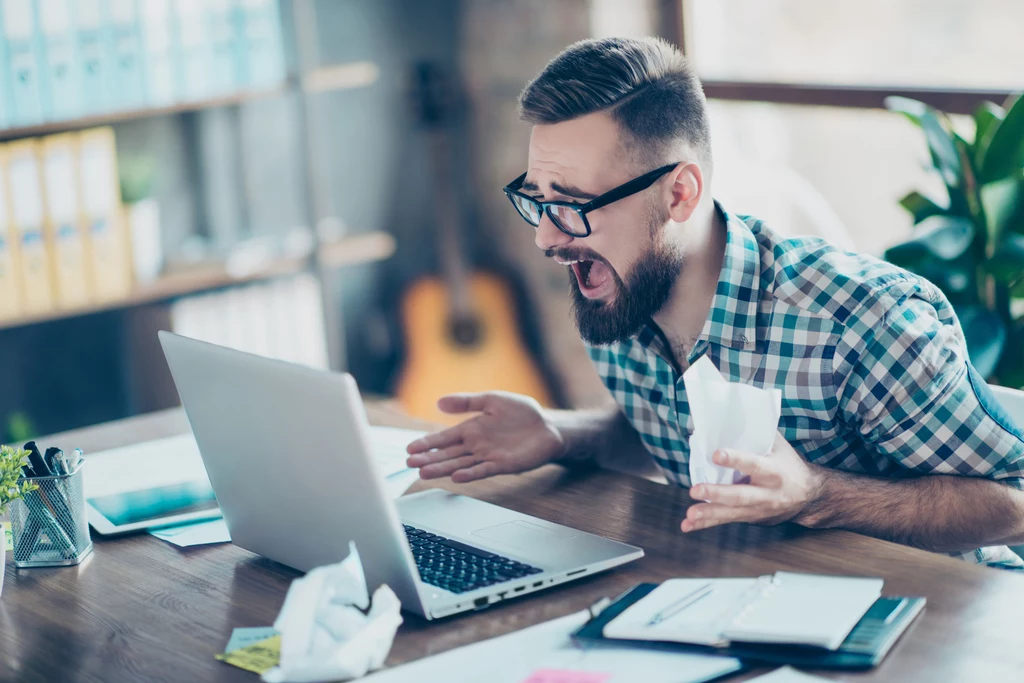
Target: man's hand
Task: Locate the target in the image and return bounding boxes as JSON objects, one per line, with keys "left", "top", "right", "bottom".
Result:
{"left": 406, "top": 392, "right": 565, "bottom": 483}
{"left": 682, "top": 433, "right": 825, "bottom": 533}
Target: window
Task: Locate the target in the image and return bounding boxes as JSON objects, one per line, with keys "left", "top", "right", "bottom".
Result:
{"left": 686, "top": 0, "right": 1024, "bottom": 90}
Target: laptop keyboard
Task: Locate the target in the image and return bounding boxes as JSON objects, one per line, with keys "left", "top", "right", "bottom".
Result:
{"left": 403, "top": 524, "right": 543, "bottom": 594}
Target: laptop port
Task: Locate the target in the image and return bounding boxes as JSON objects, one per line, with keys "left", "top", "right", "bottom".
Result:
{"left": 473, "top": 597, "right": 489, "bottom": 608}
{"left": 533, "top": 581, "right": 543, "bottom": 588}
{"left": 566, "top": 569, "right": 586, "bottom": 577}
{"left": 514, "top": 586, "right": 525, "bottom": 592}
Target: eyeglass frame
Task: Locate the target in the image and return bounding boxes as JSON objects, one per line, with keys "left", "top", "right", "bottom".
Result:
{"left": 502, "top": 162, "right": 680, "bottom": 237}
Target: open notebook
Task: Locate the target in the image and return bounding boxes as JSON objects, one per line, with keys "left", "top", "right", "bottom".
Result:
{"left": 602, "top": 572, "right": 883, "bottom": 651}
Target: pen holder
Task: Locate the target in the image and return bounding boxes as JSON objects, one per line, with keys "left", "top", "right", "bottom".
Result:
{"left": 9, "top": 463, "right": 93, "bottom": 567}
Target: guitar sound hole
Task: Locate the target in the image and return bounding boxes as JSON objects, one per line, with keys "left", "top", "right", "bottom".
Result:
{"left": 449, "top": 316, "right": 483, "bottom": 347}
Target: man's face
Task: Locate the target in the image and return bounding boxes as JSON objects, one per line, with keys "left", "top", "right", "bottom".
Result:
{"left": 523, "top": 112, "right": 683, "bottom": 345}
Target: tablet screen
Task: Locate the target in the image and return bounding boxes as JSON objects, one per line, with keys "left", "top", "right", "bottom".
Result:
{"left": 88, "top": 480, "right": 219, "bottom": 528}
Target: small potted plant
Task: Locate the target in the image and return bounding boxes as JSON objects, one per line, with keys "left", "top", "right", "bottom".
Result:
{"left": 1, "top": 445, "right": 37, "bottom": 599}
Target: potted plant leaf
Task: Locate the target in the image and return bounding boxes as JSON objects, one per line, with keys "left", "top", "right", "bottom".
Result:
{"left": 1, "top": 445, "right": 37, "bottom": 599}
{"left": 884, "top": 93, "right": 1024, "bottom": 387}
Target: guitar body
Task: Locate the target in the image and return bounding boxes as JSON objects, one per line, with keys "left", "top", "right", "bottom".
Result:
{"left": 396, "top": 272, "right": 552, "bottom": 425}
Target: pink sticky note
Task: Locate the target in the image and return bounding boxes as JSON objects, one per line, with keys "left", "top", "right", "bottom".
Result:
{"left": 519, "top": 670, "right": 612, "bottom": 683}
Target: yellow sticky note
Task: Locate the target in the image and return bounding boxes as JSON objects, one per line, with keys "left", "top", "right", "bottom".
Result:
{"left": 215, "top": 635, "right": 281, "bottom": 675}
{"left": 3, "top": 521, "right": 11, "bottom": 551}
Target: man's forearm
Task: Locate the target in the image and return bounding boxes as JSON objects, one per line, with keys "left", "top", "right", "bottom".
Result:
{"left": 546, "top": 405, "right": 647, "bottom": 468}
{"left": 797, "top": 467, "right": 1024, "bottom": 552}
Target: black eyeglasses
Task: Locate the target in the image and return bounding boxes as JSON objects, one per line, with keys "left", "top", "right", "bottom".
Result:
{"left": 502, "top": 163, "right": 679, "bottom": 237}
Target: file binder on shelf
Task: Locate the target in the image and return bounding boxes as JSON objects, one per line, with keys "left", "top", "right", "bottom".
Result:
{"left": 206, "top": 0, "right": 236, "bottom": 95}
{"left": 1, "top": 139, "right": 55, "bottom": 313}
{"left": 41, "top": 134, "right": 91, "bottom": 309}
{"left": 139, "top": 0, "right": 179, "bottom": 106}
{"left": 37, "top": 0, "right": 82, "bottom": 121}
{"left": 174, "top": 0, "right": 212, "bottom": 101}
{"left": 235, "top": 0, "right": 285, "bottom": 89}
{"left": 1, "top": 0, "right": 45, "bottom": 126}
{"left": 76, "top": 127, "right": 132, "bottom": 303}
{"left": 0, "top": 144, "right": 25, "bottom": 320}
{"left": 74, "top": 0, "right": 111, "bottom": 116}
{"left": 106, "top": 0, "right": 146, "bottom": 109}
{"left": 0, "top": 4, "right": 9, "bottom": 128}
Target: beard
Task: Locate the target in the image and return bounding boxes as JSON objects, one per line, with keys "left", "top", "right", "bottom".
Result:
{"left": 568, "top": 214, "right": 683, "bottom": 346}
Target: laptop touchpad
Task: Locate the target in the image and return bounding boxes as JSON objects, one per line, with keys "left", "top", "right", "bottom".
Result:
{"left": 470, "top": 521, "right": 577, "bottom": 551}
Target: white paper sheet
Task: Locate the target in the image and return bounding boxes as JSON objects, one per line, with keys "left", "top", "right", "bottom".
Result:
{"left": 150, "top": 518, "right": 231, "bottom": 546}
{"left": 362, "top": 611, "right": 742, "bottom": 683}
{"left": 683, "top": 356, "right": 782, "bottom": 487}
{"left": 746, "top": 666, "right": 833, "bottom": 683}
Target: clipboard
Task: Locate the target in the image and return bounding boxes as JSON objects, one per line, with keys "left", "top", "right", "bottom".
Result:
{"left": 573, "top": 583, "right": 925, "bottom": 671}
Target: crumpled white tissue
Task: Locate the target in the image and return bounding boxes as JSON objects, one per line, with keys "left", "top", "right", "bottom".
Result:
{"left": 262, "top": 542, "right": 402, "bottom": 683}
{"left": 683, "top": 355, "right": 782, "bottom": 488}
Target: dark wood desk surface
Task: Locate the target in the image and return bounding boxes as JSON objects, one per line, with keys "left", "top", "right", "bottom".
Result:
{"left": 3, "top": 407, "right": 1024, "bottom": 682}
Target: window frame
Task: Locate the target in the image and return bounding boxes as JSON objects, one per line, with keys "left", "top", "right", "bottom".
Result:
{"left": 669, "top": 1, "right": 1019, "bottom": 115}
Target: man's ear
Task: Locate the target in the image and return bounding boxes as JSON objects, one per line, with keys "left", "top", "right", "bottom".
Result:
{"left": 665, "top": 162, "right": 704, "bottom": 223}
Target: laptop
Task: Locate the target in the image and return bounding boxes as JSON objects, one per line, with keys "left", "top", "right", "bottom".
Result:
{"left": 158, "top": 331, "right": 643, "bottom": 619}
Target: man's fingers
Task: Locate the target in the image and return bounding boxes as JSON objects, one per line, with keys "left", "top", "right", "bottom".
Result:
{"left": 436, "top": 393, "right": 496, "bottom": 415}
{"left": 451, "top": 461, "right": 502, "bottom": 483}
{"left": 691, "top": 484, "right": 772, "bottom": 507}
{"left": 680, "top": 503, "right": 753, "bottom": 532}
{"left": 406, "top": 444, "right": 468, "bottom": 468}
{"left": 406, "top": 425, "right": 463, "bottom": 455}
{"left": 418, "top": 454, "right": 480, "bottom": 480}
{"left": 712, "top": 449, "right": 779, "bottom": 484}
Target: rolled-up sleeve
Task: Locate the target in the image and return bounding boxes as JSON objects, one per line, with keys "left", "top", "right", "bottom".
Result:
{"left": 835, "top": 292, "right": 1024, "bottom": 488}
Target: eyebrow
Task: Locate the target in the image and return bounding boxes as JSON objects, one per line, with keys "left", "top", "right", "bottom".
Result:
{"left": 521, "top": 178, "right": 598, "bottom": 201}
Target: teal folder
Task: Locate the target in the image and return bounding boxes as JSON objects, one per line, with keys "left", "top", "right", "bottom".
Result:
{"left": 75, "top": 0, "right": 111, "bottom": 115}
{"left": 37, "top": 0, "right": 83, "bottom": 121}
{"left": 2, "top": 0, "right": 45, "bottom": 125}
{"left": 105, "top": 0, "right": 146, "bottom": 109}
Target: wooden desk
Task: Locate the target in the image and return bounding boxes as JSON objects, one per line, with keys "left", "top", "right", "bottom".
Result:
{"left": 3, "top": 407, "right": 1024, "bottom": 682}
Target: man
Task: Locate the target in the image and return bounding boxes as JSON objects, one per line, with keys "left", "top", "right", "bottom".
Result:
{"left": 405, "top": 37, "right": 1024, "bottom": 567}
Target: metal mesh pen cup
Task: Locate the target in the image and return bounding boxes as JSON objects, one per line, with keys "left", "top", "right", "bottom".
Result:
{"left": 9, "top": 463, "right": 93, "bottom": 567}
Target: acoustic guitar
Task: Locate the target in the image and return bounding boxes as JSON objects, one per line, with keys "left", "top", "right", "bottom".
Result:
{"left": 395, "top": 62, "right": 552, "bottom": 425}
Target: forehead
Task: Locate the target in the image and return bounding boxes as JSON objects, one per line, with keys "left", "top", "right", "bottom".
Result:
{"left": 526, "top": 111, "right": 628, "bottom": 194}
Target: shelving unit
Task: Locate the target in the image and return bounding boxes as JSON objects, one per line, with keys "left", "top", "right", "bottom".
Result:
{"left": 0, "top": 230, "right": 395, "bottom": 333}
{"left": 0, "top": 3, "right": 388, "bottom": 436}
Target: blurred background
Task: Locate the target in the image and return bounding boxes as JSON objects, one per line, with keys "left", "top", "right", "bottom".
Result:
{"left": 0, "top": 0, "right": 1022, "bottom": 442}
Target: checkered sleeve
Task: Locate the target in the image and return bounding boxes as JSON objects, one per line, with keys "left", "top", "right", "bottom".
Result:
{"left": 834, "top": 291, "right": 1024, "bottom": 488}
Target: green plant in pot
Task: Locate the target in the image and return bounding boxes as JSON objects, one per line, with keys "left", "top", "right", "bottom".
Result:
{"left": 884, "top": 94, "right": 1024, "bottom": 387}
{"left": 1, "top": 445, "right": 37, "bottom": 598}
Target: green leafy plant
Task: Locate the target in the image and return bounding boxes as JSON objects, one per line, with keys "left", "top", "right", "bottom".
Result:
{"left": 1, "top": 445, "right": 37, "bottom": 515}
{"left": 884, "top": 94, "right": 1024, "bottom": 387}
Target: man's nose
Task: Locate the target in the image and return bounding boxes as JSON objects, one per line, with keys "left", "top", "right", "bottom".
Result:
{"left": 535, "top": 214, "right": 574, "bottom": 251}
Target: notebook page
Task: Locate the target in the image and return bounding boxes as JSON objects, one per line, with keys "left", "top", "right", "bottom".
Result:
{"left": 722, "top": 572, "right": 883, "bottom": 650}
{"left": 602, "top": 578, "right": 759, "bottom": 646}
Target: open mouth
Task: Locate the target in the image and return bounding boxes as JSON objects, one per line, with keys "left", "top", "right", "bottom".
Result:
{"left": 556, "top": 257, "right": 613, "bottom": 300}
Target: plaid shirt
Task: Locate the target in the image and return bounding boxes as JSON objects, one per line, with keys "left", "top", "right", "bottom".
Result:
{"left": 588, "top": 207, "right": 1024, "bottom": 567}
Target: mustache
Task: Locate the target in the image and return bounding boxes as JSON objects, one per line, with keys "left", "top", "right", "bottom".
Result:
{"left": 544, "top": 247, "right": 608, "bottom": 265}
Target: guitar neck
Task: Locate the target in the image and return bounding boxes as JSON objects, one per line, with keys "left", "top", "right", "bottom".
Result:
{"left": 427, "top": 128, "right": 474, "bottom": 320}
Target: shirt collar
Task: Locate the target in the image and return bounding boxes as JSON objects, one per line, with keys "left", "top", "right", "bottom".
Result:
{"left": 697, "top": 206, "right": 761, "bottom": 355}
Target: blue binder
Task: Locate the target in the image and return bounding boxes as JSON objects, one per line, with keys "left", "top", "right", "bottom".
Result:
{"left": 1, "top": 0, "right": 45, "bottom": 125}
{"left": 206, "top": 0, "right": 235, "bottom": 95}
{"left": 0, "top": 1, "right": 8, "bottom": 127}
{"left": 234, "top": 0, "right": 285, "bottom": 89}
{"left": 37, "top": 0, "right": 83, "bottom": 121}
{"left": 104, "top": 0, "right": 145, "bottom": 109}
{"left": 74, "top": 0, "right": 111, "bottom": 115}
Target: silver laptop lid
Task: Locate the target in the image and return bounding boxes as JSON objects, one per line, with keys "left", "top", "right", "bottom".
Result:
{"left": 158, "top": 331, "right": 428, "bottom": 614}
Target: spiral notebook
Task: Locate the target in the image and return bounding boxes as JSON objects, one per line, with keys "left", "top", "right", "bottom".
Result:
{"left": 602, "top": 572, "right": 883, "bottom": 651}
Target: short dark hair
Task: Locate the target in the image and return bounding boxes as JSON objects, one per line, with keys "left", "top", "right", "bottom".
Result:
{"left": 518, "top": 37, "right": 712, "bottom": 174}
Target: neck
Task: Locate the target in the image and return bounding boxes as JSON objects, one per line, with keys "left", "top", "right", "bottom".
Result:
{"left": 652, "top": 202, "right": 727, "bottom": 365}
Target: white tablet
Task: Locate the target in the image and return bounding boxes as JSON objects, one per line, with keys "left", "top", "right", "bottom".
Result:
{"left": 84, "top": 434, "right": 222, "bottom": 536}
